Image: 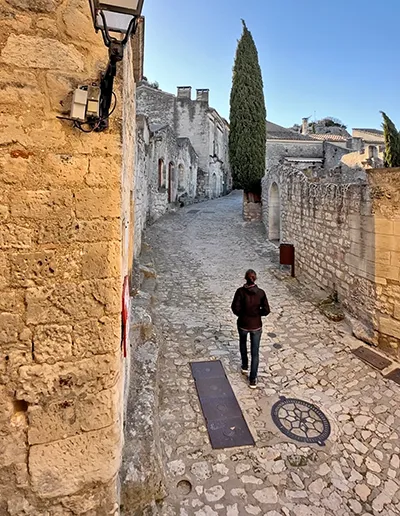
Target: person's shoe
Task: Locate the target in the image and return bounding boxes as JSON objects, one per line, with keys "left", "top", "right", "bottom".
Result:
{"left": 249, "top": 378, "right": 257, "bottom": 389}
{"left": 241, "top": 368, "right": 249, "bottom": 375}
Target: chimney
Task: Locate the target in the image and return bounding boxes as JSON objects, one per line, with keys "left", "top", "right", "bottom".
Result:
{"left": 196, "top": 89, "right": 209, "bottom": 104}
{"left": 177, "top": 86, "right": 192, "bottom": 99}
{"left": 301, "top": 117, "right": 309, "bottom": 135}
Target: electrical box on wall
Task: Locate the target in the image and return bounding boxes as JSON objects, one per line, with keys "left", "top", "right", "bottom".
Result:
{"left": 86, "top": 86, "right": 100, "bottom": 118}
{"left": 70, "top": 88, "right": 88, "bottom": 121}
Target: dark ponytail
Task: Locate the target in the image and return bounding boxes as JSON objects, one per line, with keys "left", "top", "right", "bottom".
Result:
{"left": 245, "top": 269, "right": 257, "bottom": 285}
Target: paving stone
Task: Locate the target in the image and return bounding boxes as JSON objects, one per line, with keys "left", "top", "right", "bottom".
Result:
{"left": 142, "top": 193, "right": 400, "bottom": 516}
{"left": 253, "top": 487, "right": 278, "bottom": 504}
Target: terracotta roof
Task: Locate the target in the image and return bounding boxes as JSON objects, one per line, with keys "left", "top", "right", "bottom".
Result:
{"left": 309, "top": 134, "right": 347, "bottom": 142}
{"left": 266, "top": 121, "right": 315, "bottom": 141}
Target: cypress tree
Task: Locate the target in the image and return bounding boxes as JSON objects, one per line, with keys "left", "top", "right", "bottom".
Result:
{"left": 380, "top": 111, "right": 400, "bottom": 167}
{"left": 229, "top": 20, "right": 266, "bottom": 193}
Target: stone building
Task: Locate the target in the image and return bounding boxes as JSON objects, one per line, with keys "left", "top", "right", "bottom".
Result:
{"left": 0, "top": 1, "right": 144, "bottom": 513}
{"left": 263, "top": 121, "right": 400, "bottom": 359}
{"left": 137, "top": 83, "right": 231, "bottom": 201}
{"left": 134, "top": 114, "right": 199, "bottom": 256}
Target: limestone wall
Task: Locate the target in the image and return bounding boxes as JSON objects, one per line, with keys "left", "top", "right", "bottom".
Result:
{"left": 263, "top": 165, "right": 400, "bottom": 358}
{"left": 367, "top": 168, "right": 400, "bottom": 357}
{"left": 0, "top": 1, "right": 137, "bottom": 513}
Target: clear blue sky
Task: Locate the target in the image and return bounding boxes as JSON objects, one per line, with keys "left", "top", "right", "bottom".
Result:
{"left": 141, "top": 0, "right": 399, "bottom": 131}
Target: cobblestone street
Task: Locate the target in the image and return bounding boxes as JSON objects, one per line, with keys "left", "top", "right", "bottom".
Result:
{"left": 144, "top": 191, "right": 400, "bottom": 516}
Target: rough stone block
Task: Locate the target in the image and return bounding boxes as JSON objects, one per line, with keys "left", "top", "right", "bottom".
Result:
{"left": 74, "top": 219, "right": 120, "bottom": 243}
{"left": 376, "top": 234, "right": 400, "bottom": 253}
{"left": 82, "top": 242, "right": 120, "bottom": 279}
{"left": 29, "top": 423, "right": 121, "bottom": 498}
{"left": 17, "top": 352, "right": 121, "bottom": 403}
{"left": 0, "top": 422, "right": 28, "bottom": 470}
{"left": 0, "top": 224, "right": 33, "bottom": 249}
{"left": 9, "top": 249, "right": 81, "bottom": 287}
{"left": 26, "top": 283, "right": 105, "bottom": 325}
{"left": 86, "top": 156, "right": 120, "bottom": 187}
{"left": 6, "top": 0, "right": 56, "bottom": 12}
{"left": 10, "top": 190, "right": 73, "bottom": 220}
{"left": 375, "top": 263, "right": 399, "bottom": 282}
{"left": 0, "top": 290, "right": 24, "bottom": 313}
{"left": 390, "top": 252, "right": 400, "bottom": 268}
{"left": 379, "top": 316, "right": 400, "bottom": 340}
{"left": 375, "top": 218, "right": 394, "bottom": 235}
{"left": 28, "top": 386, "right": 119, "bottom": 445}
{"left": 1, "top": 35, "right": 84, "bottom": 71}
{"left": 89, "top": 278, "right": 120, "bottom": 314}
{"left": 72, "top": 315, "right": 120, "bottom": 357}
{"left": 0, "top": 313, "right": 24, "bottom": 344}
{"left": 33, "top": 325, "right": 73, "bottom": 364}
{"left": 394, "top": 220, "right": 400, "bottom": 236}
{"left": 45, "top": 154, "right": 88, "bottom": 186}
{"left": 75, "top": 189, "right": 120, "bottom": 219}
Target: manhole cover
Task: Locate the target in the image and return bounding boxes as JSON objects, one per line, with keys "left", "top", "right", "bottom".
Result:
{"left": 177, "top": 480, "right": 192, "bottom": 496}
{"left": 352, "top": 347, "right": 391, "bottom": 371}
{"left": 268, "top": 332, "right": 277, "bottom": 338}
{"left": 271, "top": 396, "right": 331, "bottom": 446}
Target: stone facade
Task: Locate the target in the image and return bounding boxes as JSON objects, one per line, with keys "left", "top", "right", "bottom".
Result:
{"left": 137, "top": 84, "right": 231, "bottom": 201}
{"left": 0, "top": 1, "right": 142, "bottom": 513}
{"left": 133, "top": 115, "right": 199, "bottom": 257}
{"left": 262, "top": 162, "right": 400, "bottom": 359}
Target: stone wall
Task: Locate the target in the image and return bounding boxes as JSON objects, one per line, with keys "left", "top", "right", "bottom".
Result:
{"left": 262, "top": 165, "right": 400, "bottom": 358}
{"left": 367, "top": 168, "right": 400, "bottom": 357}
{"left": 134, "top": 116, "right": 199, "bottom": 257}
{"left": 0, "top": 1, "right": 139, "bottom": 513}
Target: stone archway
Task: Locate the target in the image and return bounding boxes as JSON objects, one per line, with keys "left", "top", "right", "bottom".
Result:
{"left": 269, "top": 182, "right": 280, "bottom": 242}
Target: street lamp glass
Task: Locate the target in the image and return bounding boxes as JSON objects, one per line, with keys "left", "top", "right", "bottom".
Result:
{"left": 96, "top": 0, "right": 143, "bottom": 16}
{"left": 96, "top": 11, "right": 133, "bottom": 33}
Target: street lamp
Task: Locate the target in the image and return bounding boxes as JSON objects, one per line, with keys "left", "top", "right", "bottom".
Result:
{"left": 65, "top": 1, "right": 144, "bottom": 132}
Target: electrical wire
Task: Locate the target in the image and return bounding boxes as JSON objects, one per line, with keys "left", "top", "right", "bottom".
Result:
{"left": 56, "top": 92, "right": 118, "bottom": 133}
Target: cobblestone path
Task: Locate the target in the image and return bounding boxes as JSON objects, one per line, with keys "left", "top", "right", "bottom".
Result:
{"left": 145, "top": 191, "right": 400, "bottom": 516}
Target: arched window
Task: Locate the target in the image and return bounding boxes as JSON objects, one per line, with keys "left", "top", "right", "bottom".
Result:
{"left": 158, "top": 158, "right": 165, "bottom": 188}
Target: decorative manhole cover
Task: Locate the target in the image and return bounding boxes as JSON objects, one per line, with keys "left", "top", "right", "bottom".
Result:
{"left": 271, "top": 396, "right": 331, "bottom": 446}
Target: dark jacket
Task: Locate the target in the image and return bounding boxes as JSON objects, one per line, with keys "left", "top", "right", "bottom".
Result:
{"left": 231, "top": 284, "right": 270, "bottom": 330}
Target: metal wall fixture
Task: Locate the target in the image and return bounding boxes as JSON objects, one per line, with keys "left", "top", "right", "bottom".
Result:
{"left": 59, "top": 0, "right": 144, "bottom": 132}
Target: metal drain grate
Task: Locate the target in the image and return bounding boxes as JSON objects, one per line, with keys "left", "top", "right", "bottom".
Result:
{"left": 352, "top": 347, "right": 392, "bottom": 371}
{"left": 271, "top": 396, "right": 331, "bottom": 446}
{"left": 385, "top": 368, "right": 400, "bottom": 385}
{"left": 191, "top": 360, "right": 254, "bottom": 449}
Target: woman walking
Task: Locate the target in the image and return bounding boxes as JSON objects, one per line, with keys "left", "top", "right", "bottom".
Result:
{"left": 231, "top": 269, "right": 270, "bottom": 388}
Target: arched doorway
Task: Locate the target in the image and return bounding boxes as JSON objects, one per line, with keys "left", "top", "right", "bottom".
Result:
{"left": 168, "top": 162, "right": 175, "bottom": 202}
{"left": 211, "top": 173, "right": 217, "bottom": 198}
{"left": 269, "top": 182, "right": 280, "bottom": 242}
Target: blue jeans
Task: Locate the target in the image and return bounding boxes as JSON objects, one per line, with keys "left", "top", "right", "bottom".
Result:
{"left": 238, "top": 326, "right": 262, "bottom": 381}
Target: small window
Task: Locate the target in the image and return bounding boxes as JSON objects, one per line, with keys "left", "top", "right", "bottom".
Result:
{"left": 158, "top": 159, "right": 165, "bottom": 187}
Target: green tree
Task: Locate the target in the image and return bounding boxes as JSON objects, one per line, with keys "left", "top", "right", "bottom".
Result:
{"left": 229, "top": 20, "right": 266, "bottom": 194}
{"left": 380, "top": 111, "right": 400, "bottom": 167}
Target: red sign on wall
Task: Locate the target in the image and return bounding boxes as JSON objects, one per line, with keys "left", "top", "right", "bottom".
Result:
{"left": 121, "top": 275, "right": 130, "bottom": 358}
